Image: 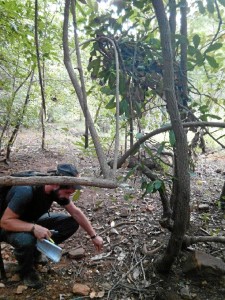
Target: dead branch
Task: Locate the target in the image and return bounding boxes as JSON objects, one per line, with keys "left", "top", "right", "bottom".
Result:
{"left": 99, "top": 221, "right": 136, "bottom": 236}
{"left": 117, "top": 121, "right": 225, "bottom": 168}
{"left": 183, "top": 235, "right": 225, "bottom": 247}
{"left": 142, "top": 244, "right": 164, "bottom": 256}
{"left": 0, "top": 176, "right": 118, "bottom": 189}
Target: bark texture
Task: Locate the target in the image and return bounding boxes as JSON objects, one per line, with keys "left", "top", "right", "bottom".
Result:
{"left": 152, "top": 0, "right": 190, "bottom": 272}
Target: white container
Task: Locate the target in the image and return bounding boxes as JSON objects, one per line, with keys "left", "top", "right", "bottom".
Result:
{"left": 36, "top": 239, "right": 62, "bottom": 263}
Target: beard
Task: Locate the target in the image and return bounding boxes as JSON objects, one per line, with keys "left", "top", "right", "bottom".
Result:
{"left": 49, "top": 189, "right": 69, "bottom": 206}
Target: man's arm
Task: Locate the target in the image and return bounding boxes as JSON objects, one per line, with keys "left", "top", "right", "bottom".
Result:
{"left": 0, "top": 207, "right": 52, "bottom": 240}
{"left": 64, "top": 201, "right": 103, "bottom": 251}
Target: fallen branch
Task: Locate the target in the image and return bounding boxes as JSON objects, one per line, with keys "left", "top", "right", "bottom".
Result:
{"left": 99, "top": 222, "right": 136, "bottom": 236}
{"left": 142, "top": 243, "right": 164, "bottom": 256}
{"left": 0, "top": 176, "right": 118, "bottom": 189}
{"left": 183, "top": 235, "right": 225, "bottom": 247}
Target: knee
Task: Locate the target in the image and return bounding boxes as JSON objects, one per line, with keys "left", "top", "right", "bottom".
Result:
{"left": 14, "top": 233, "right": 36, "bottom": 248}
{"left": 68, "top": 217, "right": 79, "bottom": 234}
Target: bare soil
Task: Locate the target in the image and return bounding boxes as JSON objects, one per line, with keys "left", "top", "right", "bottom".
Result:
{"left": 0, "top": 127, "right": 225, "bottom": 300}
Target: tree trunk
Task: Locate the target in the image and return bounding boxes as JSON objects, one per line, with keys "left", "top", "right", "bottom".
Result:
{"left": 6, "top": 71, "right": 34, "bottom": 160}
{"left": 179, "top": 0, "right": 188, "bottom": 107}
{"left": 63, "top": 0, "right": 111, "bottom": 178}
{"left": 169, "top": 0, "right": 176, "bottom": 58}
{"left": 35, "top": 0, "right": 46, "bottom": 149}
{"left": 152, "top": 0, "right": 190, "bottom": 273}
{"left": 220, "top": 181, "right": 225, "bottom": 210}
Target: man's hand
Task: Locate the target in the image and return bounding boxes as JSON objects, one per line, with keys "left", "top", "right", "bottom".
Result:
{"left": 33, "top": 224, "right": 52, "bottom": 241}
{"left": 92, "top": 235, "right": 103, "bottom": 252}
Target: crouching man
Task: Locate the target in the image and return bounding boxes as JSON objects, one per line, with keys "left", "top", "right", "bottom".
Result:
{"left": 0, "top": 164, "right": 103, "bottom": 288}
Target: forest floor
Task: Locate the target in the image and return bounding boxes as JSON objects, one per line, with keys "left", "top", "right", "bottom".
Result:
{"left": 0, "top": 126, "right": 225, "bottom": 300}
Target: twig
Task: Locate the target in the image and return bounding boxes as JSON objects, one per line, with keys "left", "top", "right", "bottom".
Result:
{"left": 107, "top": 255, "right": 146, "bottom": 300}
{"left": 99, "top": 222, "right": 136, "bottom": 236}
{"left": 142, "top": 243, "right": 163, "bottom": 256}
{"left": 199, "top": 228, "right": 211, "bottom": 235}
{"left": 140, "top": 258, "right": 146, "bottom": 282}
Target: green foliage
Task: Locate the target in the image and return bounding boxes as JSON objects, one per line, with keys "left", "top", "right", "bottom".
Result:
{"left": 141, "top": 179, "right": 165, "bottom": 197}
{"left": 169, "top": 130, "right": 176, "bottom": 147}
{"left": 72, "top": 190, "right": 81, "bottom": 202}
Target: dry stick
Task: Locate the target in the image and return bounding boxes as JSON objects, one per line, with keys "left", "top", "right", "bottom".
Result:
{"left": 184, "top": 235, "right": 225, "bottom": 246}
{"left": 142, "top": 243, "right": 164, "bottom": 256}
{"left": 99, "top": 222, "right": 136, "bottom": 236}
{"left": 107, "top": 255, "right": 147, "bottom": 300}
{"left": 140, "top": 258, "right": 146, "bottom": 282}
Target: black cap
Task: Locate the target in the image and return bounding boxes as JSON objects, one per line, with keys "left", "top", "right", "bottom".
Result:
{"left": 57, "top": 164, "right": 82, "bottom": 190}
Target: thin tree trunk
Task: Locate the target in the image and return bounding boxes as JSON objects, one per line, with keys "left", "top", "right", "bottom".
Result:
{"left": 179, "top": 0, "right": 188, "bottom": 106}
{"left": 6, "top": 71, "right": 34, "bottom": 160}
{"left": 35, "top": 0, "right": 46, "bottom": 149}
{"left": 152, "top": 0, "right": 190, "bottom": 273}
{"left": 219, "top": 181, "right": 225, "bottom": 209}
{"left": 63, "top": 0, "right": 111, "bottom": 178}
{"left": 0, "top": 71, "right": 32, "bottom": 155}
{"left": 169, "top": 0, "right": 176, "bottom": 58}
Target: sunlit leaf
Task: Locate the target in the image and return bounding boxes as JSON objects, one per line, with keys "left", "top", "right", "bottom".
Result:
{"left": 72, "top": 190, "right": 81, "bottom": 202}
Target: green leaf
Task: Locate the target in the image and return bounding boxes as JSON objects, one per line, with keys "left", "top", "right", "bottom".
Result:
{"left": 199, "top": 115, "right": 208, "bottom": 121}
{"left": 199, "top": 105, "right": 208, "bottom": 113}
{"left": 207, "top": 0, "right": 215, "bottom": 13}
{"left": 123, "top": 166, "right": 138, "bottom": 181}
{"left": 193, "top": 34, "right": 200, "bottom": 49}
{"left": 81, "top": 41, "right": 91, "bottom": 50}
{"left": 157, "top": 142, "right": 166, "bottom": 154}
{"left": 188, "top": 45, "right": 197, "bottom": 56}
{"left": 87, "top": 58, "right": 101, "bottom": 77}
{"left": 205, "top": 43, "right": 223, "bottom": 53}
{"left": 100, "top": 86, "right": 113, "bottom": 95}
{"left": 203, "top": 114, "right": 222, "bottom": 120}
{"left": 197, "top": 0, "right": 205, "bottom": 14}
{"left": 195, "top": 50, "right": 204, "bottom": 66}
{"left": 105, "top": 97, "right": 116, "bottom": 109}
{"left": 154, "top": 180, "right": 162, "bottom": 190}
{"left": 218, "top": 0, "right": 225, "bottom": 7}
{"left": 169, "top": 130, "right": 176, "bottom": 147}
{"left": 146, "top": 182, "right": 154, "bottom": 193}
{"left": 205, "top": 55, "right": 219, "bottom": 68}
{"left": 119, "top": 99, "right": 129, "bottom": 116}
{"left": 61, "top": 127, "right": 69, "bottom": 132}
{"left": 72, "top": 190, "right": 81, "bottom": 202}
